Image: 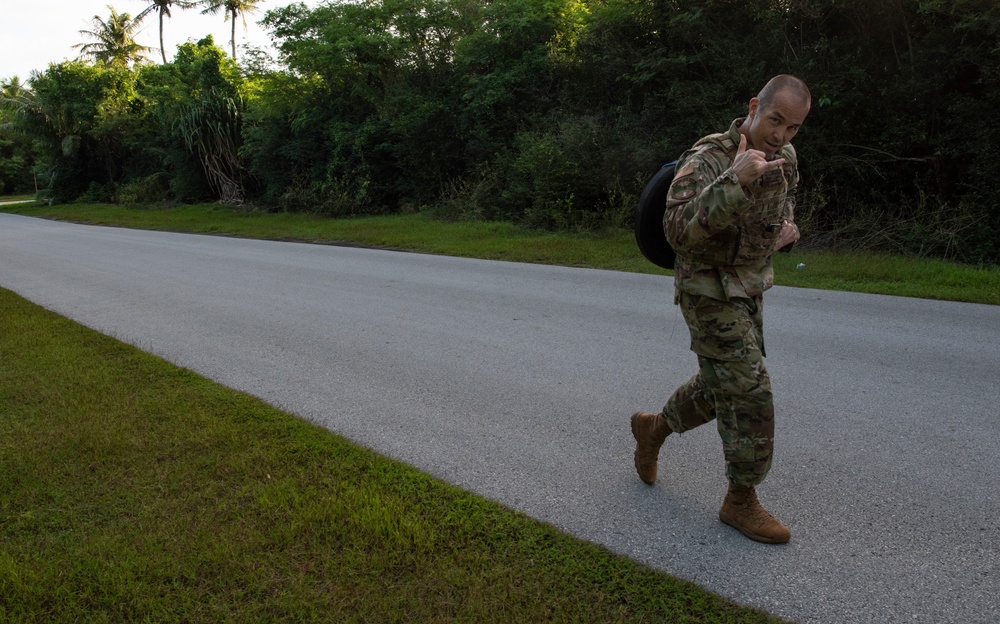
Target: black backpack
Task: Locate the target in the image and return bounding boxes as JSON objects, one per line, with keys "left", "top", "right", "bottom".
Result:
{"left": 633, "top": 162, "right": 678, "bottom": 270}
{"left": 633, "top": 159, "right": 796, "bottom": 268}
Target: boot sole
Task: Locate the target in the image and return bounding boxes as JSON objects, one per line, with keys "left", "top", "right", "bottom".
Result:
{"left": 718, "top": 511, "right": 790, "bottom": 544}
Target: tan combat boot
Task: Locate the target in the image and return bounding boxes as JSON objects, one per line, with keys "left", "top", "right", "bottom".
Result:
{"left": 719, "top": 483, "right": 790, "bottom": 544}
{"left": 630, "top": 411, "right": 673, "bottom": 485}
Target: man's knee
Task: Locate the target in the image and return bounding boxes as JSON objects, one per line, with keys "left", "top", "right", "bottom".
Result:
{"left": 698, "top": 355, "right": 771, "bottom": 399}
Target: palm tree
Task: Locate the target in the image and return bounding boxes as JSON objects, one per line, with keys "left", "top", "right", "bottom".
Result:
{"left": 135, "top": 0, "right": 198, "bottom": 64}
{"left": 0, "top": 77, "right": 35, "bottom": 137}
{"left": 74, "top": 6, "right": 152, "bottom": 68}
{"left": 200, "top": 0, "right": 262, "bottom": 60}
{"left": 0, "top": 76, "right": 28, "bottom": 99}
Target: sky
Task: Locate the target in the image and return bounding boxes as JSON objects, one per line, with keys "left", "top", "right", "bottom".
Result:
{"left": 0, "top": 0, "right": 322, "bottom": 82}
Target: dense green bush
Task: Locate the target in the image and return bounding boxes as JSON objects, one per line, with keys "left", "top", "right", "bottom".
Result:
{"left": 3, "top": 0, "right": 998, "bottom": 264}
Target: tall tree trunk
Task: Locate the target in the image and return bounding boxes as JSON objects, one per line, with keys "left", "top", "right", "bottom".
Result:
{"left": 159, "top": 11, "right": 167, "bottom": 64}
{"left": 230, "top": 10, "right": 237, "bottom": 59}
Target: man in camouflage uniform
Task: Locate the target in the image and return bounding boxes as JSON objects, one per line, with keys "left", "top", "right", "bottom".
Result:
{"left": 631, "top": 75, "right": 811, "bottom": 544}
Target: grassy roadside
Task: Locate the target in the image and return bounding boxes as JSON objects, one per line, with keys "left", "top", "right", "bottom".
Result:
{"left": 0, "top": 287, "right": 787, "bottom": 623}
{"left": 4, "top": 201, "right": 998, "bottom": 305}
{"left": 0, "top": 198, "right": 994, "bottom": 620}
{"left": 0, "top": 195, "right": 33, "bottom": 203}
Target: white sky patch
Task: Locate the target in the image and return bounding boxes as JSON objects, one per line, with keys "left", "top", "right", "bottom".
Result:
{"left": 0, "top": 0, "right": 321, "bottom": 81}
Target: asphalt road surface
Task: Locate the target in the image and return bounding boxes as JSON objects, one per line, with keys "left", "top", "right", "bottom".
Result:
{"left": 1, "top": 212, "right": 997, "bottom": 624}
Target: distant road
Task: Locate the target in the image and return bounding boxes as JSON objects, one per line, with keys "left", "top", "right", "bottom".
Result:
{"left": 1, "top": 212, "right": 997, "bottom": 624}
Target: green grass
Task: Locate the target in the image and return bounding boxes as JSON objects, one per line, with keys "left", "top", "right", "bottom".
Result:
{"left": 0, "top": 288, "right": 787, "bottom": 623}
{"left": 4, "top": 201, "right": 998, "bottom": 305}
{"left": 0, "top": 194, "right": 34, "bottom": 204}
{"left": 771, "top": 249, "right": 1000, "bottom": 305}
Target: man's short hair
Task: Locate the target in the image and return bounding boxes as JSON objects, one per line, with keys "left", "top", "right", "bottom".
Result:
{"left": 758, "top": 75, "right": 811, "bottom": 109}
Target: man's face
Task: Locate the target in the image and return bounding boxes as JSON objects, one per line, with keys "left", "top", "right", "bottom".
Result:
{"left": 744, "top": 88, "right": 810, "bottom": 158}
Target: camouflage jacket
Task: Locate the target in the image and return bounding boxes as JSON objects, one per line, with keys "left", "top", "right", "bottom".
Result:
{"left": 663, "top": 118, "right": 798, "bottom": 301}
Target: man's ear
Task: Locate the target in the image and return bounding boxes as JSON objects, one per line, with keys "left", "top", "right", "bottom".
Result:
{"left": 747, "top": 97, "right": 760, "bottom": 119}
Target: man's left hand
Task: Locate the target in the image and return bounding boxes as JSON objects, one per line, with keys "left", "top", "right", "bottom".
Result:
{"left": 773, "top": 220, "right": 800, "bottom": 251}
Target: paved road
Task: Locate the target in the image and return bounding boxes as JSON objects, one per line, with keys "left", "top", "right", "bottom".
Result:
{"left": 1, "top": 212, "right": 997, "bottom": 624}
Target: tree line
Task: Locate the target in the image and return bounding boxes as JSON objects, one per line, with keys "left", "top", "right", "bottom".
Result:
{"left": 2, "top": 0, "right": 997, "bottom": 265}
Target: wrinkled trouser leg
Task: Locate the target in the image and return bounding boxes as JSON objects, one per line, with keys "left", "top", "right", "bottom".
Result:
{"left": 662, "top": 292, "right": 775, "bottom": 488}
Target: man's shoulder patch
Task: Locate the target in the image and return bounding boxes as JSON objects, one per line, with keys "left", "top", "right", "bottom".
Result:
{"left": 670, "top": 175, "right": 698, "bottom": 200}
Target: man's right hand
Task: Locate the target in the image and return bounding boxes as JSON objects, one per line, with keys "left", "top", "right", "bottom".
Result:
{"left": 731, "top": 134, "right": 785, "bottom": 186}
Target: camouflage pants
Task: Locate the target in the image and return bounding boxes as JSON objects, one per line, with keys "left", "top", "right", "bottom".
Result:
{"left": 662, "top": 292, "right": 775, "bottom": 487}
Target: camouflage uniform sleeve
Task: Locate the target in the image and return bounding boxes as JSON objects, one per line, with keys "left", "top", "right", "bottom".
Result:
{"left": 663, "top": 147, "right": 751, "bottom": 253}
{"left": 781, "top": 144, "right": 799, "bottom": 222}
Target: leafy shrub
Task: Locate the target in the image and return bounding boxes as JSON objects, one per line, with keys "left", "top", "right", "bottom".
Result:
{"left": 78, "top": 181, "right": 113, "bottom": 203}
{"left": 113, "top": 173, "right": 170, "bottom": 205}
